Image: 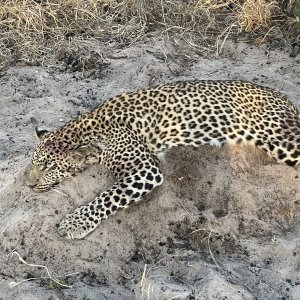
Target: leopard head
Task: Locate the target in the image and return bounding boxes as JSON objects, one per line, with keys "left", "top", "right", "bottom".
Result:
{"left": 27, "top": 127, "right": 94, "bottom": 192}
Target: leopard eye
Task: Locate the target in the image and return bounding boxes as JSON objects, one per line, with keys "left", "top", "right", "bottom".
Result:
{"left": 38, "top": 164, "right": 46, "bottom": 171}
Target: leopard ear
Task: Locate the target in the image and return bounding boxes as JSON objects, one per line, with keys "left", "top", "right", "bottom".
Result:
{"left": 71, "top": 145, "right": 91, "bottom": 157}
{"left": 30, "top": 117, "right": 50, "bottom": 139}
{"left": 35, "top": 127, "right": 50, "bottom": 139}
{"left": 71, "top": 146, "right": 91, "bottom": 164}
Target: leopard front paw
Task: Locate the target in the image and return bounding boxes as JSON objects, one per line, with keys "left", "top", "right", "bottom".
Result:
{"left": 57, "top": 209, "right": 99, "bottom": 239}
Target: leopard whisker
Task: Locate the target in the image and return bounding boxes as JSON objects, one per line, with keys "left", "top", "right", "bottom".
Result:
{"left": 51, "top": 187, "right": 71, "bottom": 198}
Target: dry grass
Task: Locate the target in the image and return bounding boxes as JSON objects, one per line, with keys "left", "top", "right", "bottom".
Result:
{"left": 0, "top": 0, "right": 299, "bottom": 71}
{"left": 8, "top": 250, "right": 79, "bottom": 288}
{"left": 235, "top": 0, "right": 276, "bottom": 32}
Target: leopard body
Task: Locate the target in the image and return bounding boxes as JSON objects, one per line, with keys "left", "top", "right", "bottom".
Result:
{"left": 27, "top": 80, "right": 300, "bottom": 239}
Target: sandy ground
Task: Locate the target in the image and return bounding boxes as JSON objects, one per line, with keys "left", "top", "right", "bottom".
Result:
{"left": 0, "top": 38, "right": 300, "bottom": 300}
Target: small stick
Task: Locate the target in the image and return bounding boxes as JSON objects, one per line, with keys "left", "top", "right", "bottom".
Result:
{"left": 8, "top": 251, "right": 79, "bottom": 288}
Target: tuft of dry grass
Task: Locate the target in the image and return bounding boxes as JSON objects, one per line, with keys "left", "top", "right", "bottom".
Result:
{"left": 235, "top": 0, "right": 276, "bottom": 32}
{"left": 0, "top": 0, "right": 299, "bottom": 71}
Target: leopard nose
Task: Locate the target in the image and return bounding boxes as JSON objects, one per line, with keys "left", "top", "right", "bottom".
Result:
{"left": 26, "top": 172, "right": 38, "bottom": 188}
{"left": 26, "top": 179, "right": 36, "bottom": 188}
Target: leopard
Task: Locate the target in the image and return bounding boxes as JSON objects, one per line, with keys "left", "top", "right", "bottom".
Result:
{"left": 26, "top": 80, "right": 300, "bottom": 239}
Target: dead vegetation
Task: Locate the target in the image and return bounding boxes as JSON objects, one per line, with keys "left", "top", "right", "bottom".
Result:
{"left": 0, "top": 0, "right": 299, "bottom": 71}
{"left": 235, "top": 0, "right": 276, "bottom": 32}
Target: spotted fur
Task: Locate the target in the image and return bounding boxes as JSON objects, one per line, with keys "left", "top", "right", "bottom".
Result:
{"left": 27, "top": 80, "right": 300, "bottom": 239}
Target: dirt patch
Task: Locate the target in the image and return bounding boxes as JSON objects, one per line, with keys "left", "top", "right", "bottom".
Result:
{"left": 0, "top": 39, "right": 300, "bottom": 299}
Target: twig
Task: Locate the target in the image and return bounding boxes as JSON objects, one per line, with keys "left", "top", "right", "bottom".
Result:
{"left": 8, "top": 251, "right": 79, "bottom": 288}
{"left": 207, "top": 230, "right": 222, "bottom": 270}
